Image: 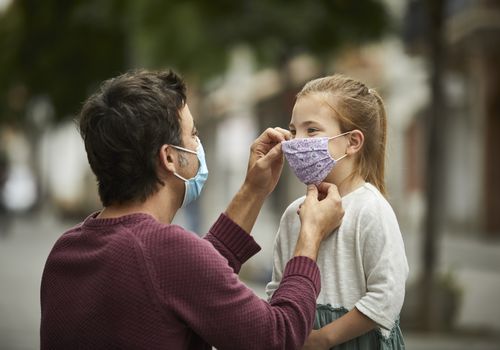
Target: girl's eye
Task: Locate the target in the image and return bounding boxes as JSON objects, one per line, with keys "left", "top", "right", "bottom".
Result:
{"left": 307, "top": 128, "right": 318, "bottom": 133}
{"left": 290, "top": 129, "right": 296, "bottom": 135}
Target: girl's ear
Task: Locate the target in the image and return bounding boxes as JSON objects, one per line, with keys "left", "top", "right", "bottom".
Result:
{"left": 158, "top": 145, "right": 178, "bottom": 175}
{"left": 347, "top": 130, "right": 364, "bottom": 155}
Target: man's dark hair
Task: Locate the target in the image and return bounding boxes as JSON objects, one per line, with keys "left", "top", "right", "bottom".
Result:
{"left": 78, "top": 69, "right": 187, "bottom": 206}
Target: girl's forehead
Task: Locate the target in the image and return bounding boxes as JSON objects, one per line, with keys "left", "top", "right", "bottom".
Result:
{"left": 291, "top": 95, "right": 340, "bottom": 125}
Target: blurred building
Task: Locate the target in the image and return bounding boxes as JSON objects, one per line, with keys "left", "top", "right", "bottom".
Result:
{"left": 404, "top": 0, "right": 500, "bottom": 237}
{"left": 192, "top": 0, "right": 500, "bottom": 334}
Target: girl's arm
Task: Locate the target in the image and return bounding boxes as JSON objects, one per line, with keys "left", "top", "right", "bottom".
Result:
{"left": 265, "top": 233, "right": 284, "bottom": 299}
{"left": 304, "top": 201, "right": 409, "bottom": 349}
{"left": 266, "top": 200, "right": 301, "bottom": 299}
{"left": 303, "top": 307, "right": 376, "bottom": 349}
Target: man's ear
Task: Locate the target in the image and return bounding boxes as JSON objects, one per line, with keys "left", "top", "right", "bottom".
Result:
{"left": 346, "top": 130, "right": 364, "bottom": 155}
{"left": 158, "top": 145, "right": 178, "bottom": 175}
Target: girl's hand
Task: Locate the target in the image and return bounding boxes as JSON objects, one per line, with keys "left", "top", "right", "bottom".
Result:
{"left": 302, "top": 329, "right": 330, "bottom": 350}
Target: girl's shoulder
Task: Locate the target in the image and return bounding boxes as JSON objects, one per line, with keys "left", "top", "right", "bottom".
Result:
{"left": 278, "top": 196, "right": 306, "bottom": 226}
{"left": 283, "top": 195, "right": 306, "bottom": 216}
{"left": 345, "top": 183, "right": 397, "bottom": 221}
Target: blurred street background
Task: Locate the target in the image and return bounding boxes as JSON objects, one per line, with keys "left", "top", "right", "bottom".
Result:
{"left": 1, "top": 0, "right": 500, "bottom": 349}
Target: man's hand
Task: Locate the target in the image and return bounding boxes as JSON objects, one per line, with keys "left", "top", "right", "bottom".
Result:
{"left": 294, "top": 183, "right": 344, "bottom": 261}
{"left": 243, "top": 127, "right": 291, "bottom": 198}
{"left": 299, "top": 183, "right": 344, "bottom": 240}
{"left": 225, "top": 127, "right": 290, "bottom": 234}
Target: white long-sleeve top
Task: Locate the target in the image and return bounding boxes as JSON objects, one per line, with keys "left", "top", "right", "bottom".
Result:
{"left": 266, "top": 183, "right": 409, "bottom": 333}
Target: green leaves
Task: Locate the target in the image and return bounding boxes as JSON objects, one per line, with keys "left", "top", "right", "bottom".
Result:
{"left": 0, "top": 0, "right": 389, "bottom": 124}
{"left": 0, "top": 0, "right": 127, "bottom": 123}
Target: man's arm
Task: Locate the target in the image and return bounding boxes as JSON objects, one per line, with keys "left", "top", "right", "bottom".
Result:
{"left": 160, "top": 183, "right": 343, "bottom": 350}
{"left": 225, "top": 127, "right": 290, "bottom": 233}
{"left": 204, "top": 127, "right": 288, "bottom": 272}
{"left": 204, "top": 213, "right": 261, "bottom": 274}
{"left": 164, "top": 237, "right": 321, "bottom": 350}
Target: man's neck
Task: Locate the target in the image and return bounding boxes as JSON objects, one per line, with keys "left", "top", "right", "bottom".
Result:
{"left": 97, "top": 187, "right": 181, "bottom": 224}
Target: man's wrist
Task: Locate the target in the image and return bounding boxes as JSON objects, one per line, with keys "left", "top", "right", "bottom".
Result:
{"left": 239, "top": 181, "right": 268, "bottom": 202}
{"left": 293, "top": 231, "right": 321, "bottom": 261}
{"left": 225, "top": 182, "right": 267, "bottom": 235}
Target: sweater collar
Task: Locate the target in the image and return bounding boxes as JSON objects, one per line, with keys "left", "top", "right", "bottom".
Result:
{"left": 82, "top": 211, "right": 156, "bottom": 227}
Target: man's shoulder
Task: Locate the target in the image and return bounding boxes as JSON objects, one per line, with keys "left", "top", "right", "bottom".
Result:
{"left": 138, "top": 223, "right": 212, "bottom": 261}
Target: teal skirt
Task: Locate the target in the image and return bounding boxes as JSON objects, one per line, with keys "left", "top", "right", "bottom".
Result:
{"left": 314, "top": 304, "right": 405, "bottom": 350}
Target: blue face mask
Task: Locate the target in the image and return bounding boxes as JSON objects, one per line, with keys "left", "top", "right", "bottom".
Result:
{"left": 170, "top": 137, "right": 209, "bottom": 207}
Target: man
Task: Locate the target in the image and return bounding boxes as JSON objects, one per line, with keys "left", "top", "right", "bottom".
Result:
{"left": 40, "top": 69, "right": 344, "bottom": 350}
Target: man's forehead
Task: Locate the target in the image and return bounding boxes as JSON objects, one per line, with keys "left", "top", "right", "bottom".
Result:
{"left": 180, "top": 104, "right": 192, "bottom": 121}
{"left": 180, "top": 104, "right": 198, "bottom": 134}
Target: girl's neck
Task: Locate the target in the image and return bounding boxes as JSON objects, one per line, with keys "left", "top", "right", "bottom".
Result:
{"left": 335, "top": 175, "right": 366, "bottom": 197}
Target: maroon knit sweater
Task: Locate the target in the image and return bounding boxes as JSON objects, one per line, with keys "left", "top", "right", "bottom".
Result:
{"left": 40, "top": 212, "right": 321, "bottom": 350}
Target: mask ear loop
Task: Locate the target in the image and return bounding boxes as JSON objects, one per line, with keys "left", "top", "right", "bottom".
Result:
{"left": 168, "top": 143, "right": 198, "bottom": 182}
{"left": 328, "top": 131, "right": 352, "bottom": 140}
{"left": 170, "top": 144, "right": 197, "bottom": 155}
{"left": 333, "top": 153, "right": 348, "bottom": 162}
{"left": 173, "top": 172, "right": 189, "bottom": 182}
{"left": 170, "top": 135, "right": 201, "bottom": 155}
{"left": 328, "top": 131, "right": 352, "bottom": 161}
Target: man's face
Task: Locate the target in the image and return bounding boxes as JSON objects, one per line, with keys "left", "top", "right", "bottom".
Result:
{"left": 177, "top": 104, "right": 200, "bottom": 178}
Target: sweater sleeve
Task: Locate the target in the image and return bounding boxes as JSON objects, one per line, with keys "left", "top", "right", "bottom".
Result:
{"left": 354, "top": 202, "right": 409, "bottom": 330}
{"left": 203, "top": 213, "right": 261, "bottom": 274}
{"left": 154, "top": 230, "right": 321, "bottom": 350}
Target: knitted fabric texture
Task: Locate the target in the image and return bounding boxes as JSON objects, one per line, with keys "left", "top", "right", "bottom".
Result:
{"left": 41, "top": 212, "right": 321, "bottom": 350}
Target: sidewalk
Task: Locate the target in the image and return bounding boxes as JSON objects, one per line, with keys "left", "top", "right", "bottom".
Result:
{"left": 403, "top": 333, "right": 500, "bottom": 350}
{"left": 403, "top": 228, "right": 500, "bottom": 332}
{"left": 0, "top": 210, "right": 67, "bottom": 350}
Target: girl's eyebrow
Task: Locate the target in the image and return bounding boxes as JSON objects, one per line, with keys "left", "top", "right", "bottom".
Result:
{"left": 290, "top": 120, "right": 319, "bottom": 128}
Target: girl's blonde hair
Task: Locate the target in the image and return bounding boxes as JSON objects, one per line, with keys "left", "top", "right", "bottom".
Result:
{"left": 297, "top": 74, "right": 387, "bottom": 195}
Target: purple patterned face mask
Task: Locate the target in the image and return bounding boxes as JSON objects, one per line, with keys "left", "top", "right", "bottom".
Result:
{"left": 281, "top": 132, "right": 350, "bottom": 185}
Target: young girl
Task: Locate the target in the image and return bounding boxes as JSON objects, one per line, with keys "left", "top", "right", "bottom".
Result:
{"left": 266, "top": 74, "right": 409, "bottom": 350}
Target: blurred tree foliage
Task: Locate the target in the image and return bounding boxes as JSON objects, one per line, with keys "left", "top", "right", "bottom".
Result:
{"left": 0, "top": 0, "right": 389, "bottom": 125}
{"left": 131, "top": 0, "right": 389, "bottom": 76}
{"left": 0, "top": 0, "right": 128, "bottom": 124}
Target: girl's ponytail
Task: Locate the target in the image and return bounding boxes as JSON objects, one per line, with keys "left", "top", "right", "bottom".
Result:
{"left": 367, "top": 89, "right": 387, "bottom": 196}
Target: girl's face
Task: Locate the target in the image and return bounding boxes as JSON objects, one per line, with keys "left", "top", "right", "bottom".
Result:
{"left": 289, "top": 94, "right": 349, "bottom": 161}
